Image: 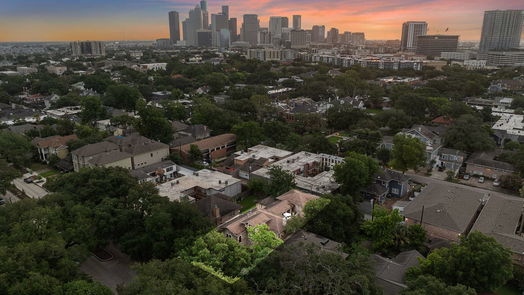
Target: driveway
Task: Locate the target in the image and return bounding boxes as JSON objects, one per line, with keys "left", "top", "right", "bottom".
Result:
{"left": 11, "top": 174, "right": 49, "bottom": 199}
{"left": 79, "top": 244, "right": 136, "bottom": 293}
{"left": 1, "top": 190, "right": 20, "bottom": 204}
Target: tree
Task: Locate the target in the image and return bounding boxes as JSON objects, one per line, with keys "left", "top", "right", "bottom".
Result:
{"left": 246, "top": 243, "right": 381, "bottom": 295}
{"left": 62, "top": 280, "right": 112, "bottom": 295}
{"left": 306, "top": 134, "right": 337, "bottom": 155}
{"left": 500, "top": 174, "right": 522, "bottom": 191}
{"left": 363, "top": 207, "right": 426, "bottom": 255}
{"left": 327, "top": 105, "right": 368, "bottom": 131}
{"left": 376, "top": 147, "right": 391, "bottom": 166}
{"left": 303, "top": 195, "right": 362, "bottom": 244}
{"left": 403, "top": 275, "right": 476, "bottom": 295}
{"left": 205, "top": 72, "right": 229, "bottom": 94}
{"left": 134, "top": 99, "right": 173, "bottom": 143}
{"left": 232, "top": 121, "right": 265, "bottom": 150}
{"left": 120, "top": 258, "right": 254, "bottom": 295}
{"left": 267, "top": 166, "right": 296, "bottom": 197}
{"left": 161, "top": 100, "right": 188, "bottom": 121}
{"left": 80, "top": 96, "right": 107, "bottom": 124}
{"left": 340, "top": 129, "right": 382, "bottom": 156}
{"left": 247, "top": 224, "right": 284, "bottom": 264}
{"left": 407, "top": 231, "right": 513, "bottom": 293}
{"left": 443, "top": 114, "right": 495, "bottom": 152}
{"left": 376, "top": 109, "right": 412, "bottom": 132}
{"left": 334, "top": 152, "right": 378, "bottom": 195}
{"left": 0, "top": 131, "right": 34, "bottom": 167}
{"left": 103, "top": 84, "right": 142, "bottom": 111}
{"left": 395, "top": 94, "right": 427, "bottom": 120}
{"left": 188, "top": 144, "right": 203, "bottom": 163}
{"left": 390, "top": 134, "right": 426, "bottom": 173}
{"left": 0, "top": 159, "right": 20, "bottom": 194}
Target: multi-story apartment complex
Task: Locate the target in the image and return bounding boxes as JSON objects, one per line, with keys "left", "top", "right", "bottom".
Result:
{"left": 400, "top": 21, "right": 428, "bottom": 51}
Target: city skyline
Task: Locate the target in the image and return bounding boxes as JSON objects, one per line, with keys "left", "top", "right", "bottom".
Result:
{"left": 1, "top": 0, "right": 523, "bottom": 42}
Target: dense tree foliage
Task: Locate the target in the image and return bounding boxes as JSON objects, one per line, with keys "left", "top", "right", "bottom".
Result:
{"left": 390, "top": 134, "right": 426, "bottom": 172}
{"left": 0, "top": 131, "right": 35, "bottom": 167}
{"left": 407, "top": 232, "right": 513, "bottom": 293}
{"left": 334, "top": 152, "right": 378, "bottom": 195}
{"left": 134, "top": 99, "right": 174, "bottom": 143}
{"left": 443, "top": 114, "right": 495, "bottom": 152}
{"left": 267, "top": 166, "right": 296, "bottom": 197}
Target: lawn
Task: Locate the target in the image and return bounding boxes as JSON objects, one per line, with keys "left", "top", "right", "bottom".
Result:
{"left": 327, "top": 136, "right": 342, "bottom": 144}
{"left": 29, "top": 162, "right": 49, "bottom": 172}
{"left": 496, "top": 285, "right": 520, "bottom": 295}
{"left": 365, "top": 108, "right": 384, "bottom": 115}
{"left": 39, "top": 170, "right": 59, "bottom": 178}
{"left": 239, "top": 196, "right": 257, "bottom": 213}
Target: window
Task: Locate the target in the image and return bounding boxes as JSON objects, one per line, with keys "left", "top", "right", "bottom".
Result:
{"left": 391, "top": 188, "right": 400, "bottom": 195}
{"left": 238, "top": 235, "right": 242, "bottom": 243}
{"left": 166, "top": 167, "right": 173, "bottom": 172}
{"left": 150, "top": 153, "right": 153, "bottom": 157}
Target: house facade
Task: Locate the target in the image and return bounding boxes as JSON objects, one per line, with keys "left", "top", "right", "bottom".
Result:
{"left": 32, "top": 134, "right": 78, "bottom": 163}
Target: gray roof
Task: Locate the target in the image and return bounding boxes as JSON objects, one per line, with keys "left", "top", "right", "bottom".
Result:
{"left": 172, "top": 121, "right": 189, "bottom": 132}
{"left": 72, "top": 141, "right": 119, "bottom": 157}
{"left": 471, "top": 194, "right": 524, "bottom": 254}
{"left": 130, "top": 160, "right": 175, "bottom": 180}
{"left": 195, "top": 195, "right": 241, "bottom": 219}
{"left": 89, "top": 150, "right": 130, "bottom": 165}
{"left": 404, "top": 182, "right": 485, "bottom": 233}
{"left": 439, "top": 148, "right": 467, "bottom": 158}
{"left": 285, "top": 230, "right": 348, "bottom": 258}
{"left": 375, "top": 169, "right": 410, "bottom": 183}
{"left": 372, "top": 250, "right": 424, "bottom": 295}
{"left": 8, "top": 124, "right": 45, "bottom": 134}
{"left": 171, "top": 135, "right": 196, "bottom": 147}
{"left": 105, "top": 133, "right": 168, "bottom": 156}
{"left": 466, "top": 150, "right": 515, "bottom": 172}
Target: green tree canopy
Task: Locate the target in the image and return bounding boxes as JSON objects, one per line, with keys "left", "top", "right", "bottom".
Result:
{"left": 103, "top": 84, "right": 142, "bottom": 111}
{"left": 334, "top": 152, "right": 379, "bottom": 195}
{"left": 232, "top": 121, "right": 265, "bottom": 150}
{"left": 0, "top": 131, "right": 34, "bottom": 167}
{"left": 134, "top": 99, "right": 174, "bottom": 143}
{"left": 402, "top": 275, "right": 476, "bottom": 295}
{"left": 390, "top": 134, "right": 426, "bottom": 173}
{"left": 267, "top": 166, "right": 296, "bottom": 197}
{"left": 443, "top": 114, "right": 495, "bottom": 152}
{"left": 407, "top": 231, "right": 513, "bottom": 293}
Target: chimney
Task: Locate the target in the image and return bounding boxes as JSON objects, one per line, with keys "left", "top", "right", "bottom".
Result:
{"left": 212, "top": 204, "right": 221, "bottom": 219}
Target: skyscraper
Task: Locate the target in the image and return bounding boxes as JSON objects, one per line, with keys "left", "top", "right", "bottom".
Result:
{"left": 291, "top": 29, "right": 308, "bottom": 48}
{"left": 327, "top": 28, "right": 339, "bottom": 43}
{"left": 311, "top": 25, "right": 325, "bottom": 43}
{"left": 479, "top": 10, "right": 524, "bottom": 53}
{"left": 199, "top": 0, "right": 207, "bottom": 11}
{"left": 168, "top": 11, "right": 180, "bottom": 44}
{"left": 242, "top": 14, "right": 260, "bottom": 46}
{"left": 351, "top": 32, "right": 366, "bottom": 45}
{"left": 281, "top": 17, "right": 289, "bottom": 28}
{"left": 269, "top": 16, "right": 284, "bottom": 39}
{"left": 184, "top": 4, "right": 203, "bottom": 46}
{"left": 211, "top": 13, "right": 228, "bottom": 47}
{"left": 400, "top": 21, "right": 428, "bottom": 51}
{"left": 229, "top": 18, "right": 238, "bottom": 42}
{"left": 70, "top": 41, "right": 106, "bottom": 56}
{"left": 292, "top": 15, "right": 301, "bottom": 30}
{"left": 222, "top": 6, "right": 229, "bottom": 20}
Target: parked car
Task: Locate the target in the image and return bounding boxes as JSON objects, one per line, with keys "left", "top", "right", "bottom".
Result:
{"left": 478, "top": 176, "right": 485, "bottom": 183}
{"left": 493, "top": 179, "right": 500, "bottom": 187}
{"left": 463, "top": 174, "right": 470, "bottom": 180}
{"left": 0, "top": 197, "right": 5, "bottom": 205}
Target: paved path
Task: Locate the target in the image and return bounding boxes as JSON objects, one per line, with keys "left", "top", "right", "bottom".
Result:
{"left": 12, "top": 176, "right": 48, "bottom": 199}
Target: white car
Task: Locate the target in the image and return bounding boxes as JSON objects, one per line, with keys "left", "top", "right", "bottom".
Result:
{"left": 478, "top": 176, "right": 485, "bottom": 183}
{"left": 463, "top": 174, "right": 470, "bottom": 180}
{"left": 493, "top": 179, "right": 500, "bottom": 187}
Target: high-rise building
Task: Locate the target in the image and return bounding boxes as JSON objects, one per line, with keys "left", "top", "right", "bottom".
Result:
{"left": 269, "top": 16, "right": 284, "bottom": 39}
{"left": 168, "top": 11, "right": 180, "bottom": 44}
{"left": 229, "top": 18, "right": 238, "bottom": 42}
{"left": 479, "top": 10, "right": 524, "bottom": 53}
{"left": 311, "top": 25, "right": 325, "bottom": 43}
{"left": 291, "top": 29, "right": 308, "bottom": 49}
{"left": 222, "top": 6, "right": 229, "bottom": 20}
{"left": 219, "top": 28, "right": 231, "bottom": 49}
{"left": 211, "top": 13, "right": 228, "bottom": 47}
{"left": 184, "top": 4, "right": 204, "bottom": 46}
{"left": 292, "top": 15, "right": 301, "bottom": 30}
{"left": 416, "top": 35, "right": 459, "bottom": 57}
{"left": 258, "top": 28, "right": 271, "bottom": 45}
{"left": 351, "top": 32, "right": 365, "bottom": 45}
{"left": 197, "top": 30, "right": 212, "bottom": 47}
{"left": 341, "top": 31, "right": 351, "bottom": 44}
{"left": 327, "top": 28, "right": 339, "bottom": 43}
{"left": 199, "top": 0, "right": 207, "bottom": 11}
{"left": 70, "top": 41, "right": 106, "bottom": 56}
{"left": 241, "top": 14, "right": 260, "bottom": 46}
{"left": 282, "top": 17, "right": 289, "bottom": 28}
{"left": 400, "top": 21, "right": 428, "bottom": 51}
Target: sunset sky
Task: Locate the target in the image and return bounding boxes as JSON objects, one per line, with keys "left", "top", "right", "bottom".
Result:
{"left": 0, "top": 0, "right": 522, "bottom": 42}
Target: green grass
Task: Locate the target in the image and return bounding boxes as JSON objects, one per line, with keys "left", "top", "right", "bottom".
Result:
{"left": 28, "top": 162, "right": 49, "bottom": 172}
{"left": 239, "top": 196, "right": 257, "bottom": 213}
{"left": 496, "top": 285, "right": 520, "bottom": 295}
{"left": 39, "top": 170, "right": 59, "bottom": 178}
{"left": 327, "top": 136, "right": 342, "bottom": 144}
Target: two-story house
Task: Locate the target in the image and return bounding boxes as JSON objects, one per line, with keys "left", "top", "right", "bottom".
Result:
{"left": 361, "top": 169, "right": 411, "bottom": 203}
{"left": 32, "top": 134, "right": 78, "bottom": 163}
{"left": 438, "top": 148, "right": 467, "bottom": 173}
{"left": 398, "top": 125, "right": 445, "bottom": 166}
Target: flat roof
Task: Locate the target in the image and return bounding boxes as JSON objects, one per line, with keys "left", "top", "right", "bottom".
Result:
{"left": 492, "top": 114, "right": 524, "bottom": 136}
{"left": 157, "top": 169, "right": 241, "bottom": 202}
{"left": 234, "top": 144, "right": 293, "bottom": 162}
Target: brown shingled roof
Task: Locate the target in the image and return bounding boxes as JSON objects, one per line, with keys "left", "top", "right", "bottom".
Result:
{"left": 179, "top": 133, "right": 236, "bottom": 152}
{"left": 32, "top": 134, "right": 78, "bottom": 148}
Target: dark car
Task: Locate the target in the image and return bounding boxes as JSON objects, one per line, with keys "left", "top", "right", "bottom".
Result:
{"left": 0, "top": 197, "right": 5, "bottom": 205}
